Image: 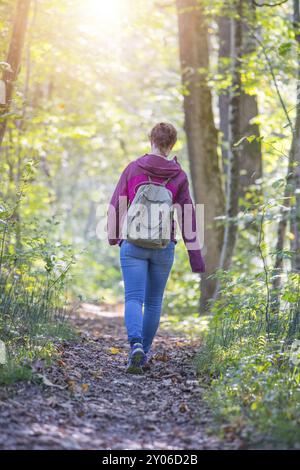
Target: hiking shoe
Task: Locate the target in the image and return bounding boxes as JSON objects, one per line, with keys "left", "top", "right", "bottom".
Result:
{"left": 141, "top": 350, "right": 153, "bottom": 371}
{"left": 126, "top": 343, "right": 146, "bottom": 374}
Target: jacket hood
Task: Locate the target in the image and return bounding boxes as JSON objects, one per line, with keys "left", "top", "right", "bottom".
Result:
{"left": 137, "top": 154, "right": 182, "bottom": 178}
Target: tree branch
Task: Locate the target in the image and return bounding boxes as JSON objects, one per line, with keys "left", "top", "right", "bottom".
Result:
{"left": 252, "top": 0, "right": 288, "bottom": 7}
{"left": 244, "top": 25, "right": 294, "bottom": 132}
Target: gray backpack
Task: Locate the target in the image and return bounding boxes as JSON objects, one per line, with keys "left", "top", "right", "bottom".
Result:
{"left": 122, "top": 176, "right": 173, "bottom": 249}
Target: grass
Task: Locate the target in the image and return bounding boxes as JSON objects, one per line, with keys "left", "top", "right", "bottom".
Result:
{"left": 0, "top": 212, "right": 77, "bottom": 385}
{"left": 0, "top": 271, "right": 76, "bottom": 385}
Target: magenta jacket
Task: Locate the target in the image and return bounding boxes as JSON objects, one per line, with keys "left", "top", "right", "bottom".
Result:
{"left": 107, "top": 154, "right": 205, "bottom": 273}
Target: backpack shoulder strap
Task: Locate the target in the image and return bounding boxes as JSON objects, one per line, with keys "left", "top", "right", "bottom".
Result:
{"left": 147, "top": 175, "right": 171, "bottom": 186}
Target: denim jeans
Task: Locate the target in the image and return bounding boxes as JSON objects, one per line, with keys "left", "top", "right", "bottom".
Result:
{"left": 120, "top": 240, "right": 175, "bottom": 353}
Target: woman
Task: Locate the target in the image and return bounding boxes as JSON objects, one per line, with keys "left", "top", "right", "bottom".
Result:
{"left": 107, "top": 122, "right": 205, "bottom": 374}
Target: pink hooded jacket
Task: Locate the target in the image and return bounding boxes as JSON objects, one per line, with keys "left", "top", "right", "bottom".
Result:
{"left": 107, "top": 153, "right": 205, "bottom": 273}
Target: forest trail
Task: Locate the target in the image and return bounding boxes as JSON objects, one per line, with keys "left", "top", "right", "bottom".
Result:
{"left": 0, "top": 304, "right": 240, "bottom": 450}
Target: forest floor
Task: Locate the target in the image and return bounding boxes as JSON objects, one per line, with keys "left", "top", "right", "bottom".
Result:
{"left": 0, "top": 303, "right": 242, "bottom": 450}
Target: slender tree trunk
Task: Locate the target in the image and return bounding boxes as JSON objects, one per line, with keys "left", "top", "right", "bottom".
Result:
{"left": 176, "top": 0, "right": 225, "bottom": 312}
{"left": 0, "top": 0, "right": 31, "bottom": 148}
{"left": 218, "top": 13, "right": 231, "bottom": 179}
{"left": 239, "top": 2, "right": 262, "bottom": 202}
{"left": 271, "top": 0, "right": 300, "bottom": 310}
{"left": 218, "top": 1, "right": 262, "bottom": 200}
{"left": 270, "top": 149, "right": 295, "bottom": 314}
{"left": 281, "top": 0, "right": 300, "bottom": 337}
{"left": 272, "top": 186, "right": 292, "bottom": 292}
{"left": 218, "top": 0, "right": 243, "bottom": 276}
{"left": 238, "top": 90, "right": 262, "bottom": 196}
{"left": 290, "top": 0, "right": 300, "bottom": 270}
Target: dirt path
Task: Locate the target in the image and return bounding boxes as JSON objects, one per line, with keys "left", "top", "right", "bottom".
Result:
{"left": 0, "top": 304, "right": 239, "bottom": 450}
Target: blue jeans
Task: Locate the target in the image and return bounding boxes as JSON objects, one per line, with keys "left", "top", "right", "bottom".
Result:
{"left": 120, "top": 240, "right": 175, "bottom": 352}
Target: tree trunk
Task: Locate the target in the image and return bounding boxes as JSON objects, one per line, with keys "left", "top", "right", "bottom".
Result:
{"left": 290, "top": 0, "right": 300, "bottom": 271}
{"left": 271, "top": 0, "right": 300, "bottom": 309}
{"left": 218, "top": 2, "right": 262, "bottom": 200}
{"left": 239, "top": 1, "right": 262, "bottom": 201}
{"left": 218, "top": 14, "right": 231, "bottom": 178}
{"left": 176, "top": 0, "right": 225, "bottom": 312}
{"left": 0, "top": 0, "right": 31, "bottom": 148}
{"left": 218, "top": 0, "right": 243, "bottom": 273}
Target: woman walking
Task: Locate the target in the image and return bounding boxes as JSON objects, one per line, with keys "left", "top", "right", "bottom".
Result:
{"left": 107, "top": 122, "right": 205, "bottom": 374}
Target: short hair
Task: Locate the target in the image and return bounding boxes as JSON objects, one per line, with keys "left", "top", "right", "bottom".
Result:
{"left": 149, "top": 122, "right": 177, "bottom": 153}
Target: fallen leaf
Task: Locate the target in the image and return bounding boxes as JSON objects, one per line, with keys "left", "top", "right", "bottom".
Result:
{"left": 81, "top": 383, "right": 89, "bottom": 393}
{"left": 57, "top": 359, "right": 67, "bottom": 367}
{"left": 67, "top": 380, "right": 76, "bottom": 392}
{"left": 179, "top": 402, "right": 189, "bottom": 413}
{"left": 154, "top": 351, "right": 170, "bottom": 362}
{"left": 107, "top": 347, "right": 121, "bottom": 355}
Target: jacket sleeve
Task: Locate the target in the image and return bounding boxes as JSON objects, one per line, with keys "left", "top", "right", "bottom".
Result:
{"left": 175, "top": 175, "right": 205, "bottom": 273}
{"left": 107, "top": 164, "right": 130, "bottom": 245}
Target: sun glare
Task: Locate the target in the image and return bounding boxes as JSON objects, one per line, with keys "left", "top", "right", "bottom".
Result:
{"left": 86, "top": 0, "right": 124, "bottom": 26}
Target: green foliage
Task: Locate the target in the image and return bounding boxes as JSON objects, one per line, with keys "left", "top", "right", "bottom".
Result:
{"left": 0, "top": 361, "right": 32, "bottom": 385}
{"left": 197, "top": 267, "right": 300, "bottom": 447}
{"left": 0, "top": 194, "right": 75, "bottom": 384}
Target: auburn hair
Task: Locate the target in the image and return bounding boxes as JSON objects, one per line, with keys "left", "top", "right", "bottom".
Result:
{"left": 149, "top": 122, "right": 177, "bottom": 153}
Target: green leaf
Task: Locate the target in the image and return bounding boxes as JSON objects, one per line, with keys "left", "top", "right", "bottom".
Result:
{"left": 278, "top": 42, "right": 292, "bottom": 56}
{"left": 233, "top": 135, "right": 257, "bottom": 147}
{"left": 0, "top": 112, "right": 22, "bottom": 122}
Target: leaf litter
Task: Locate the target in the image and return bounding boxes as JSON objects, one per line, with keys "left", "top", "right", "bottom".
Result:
{"left": 0, "top": 304, "right": 242, "bottom": 450}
